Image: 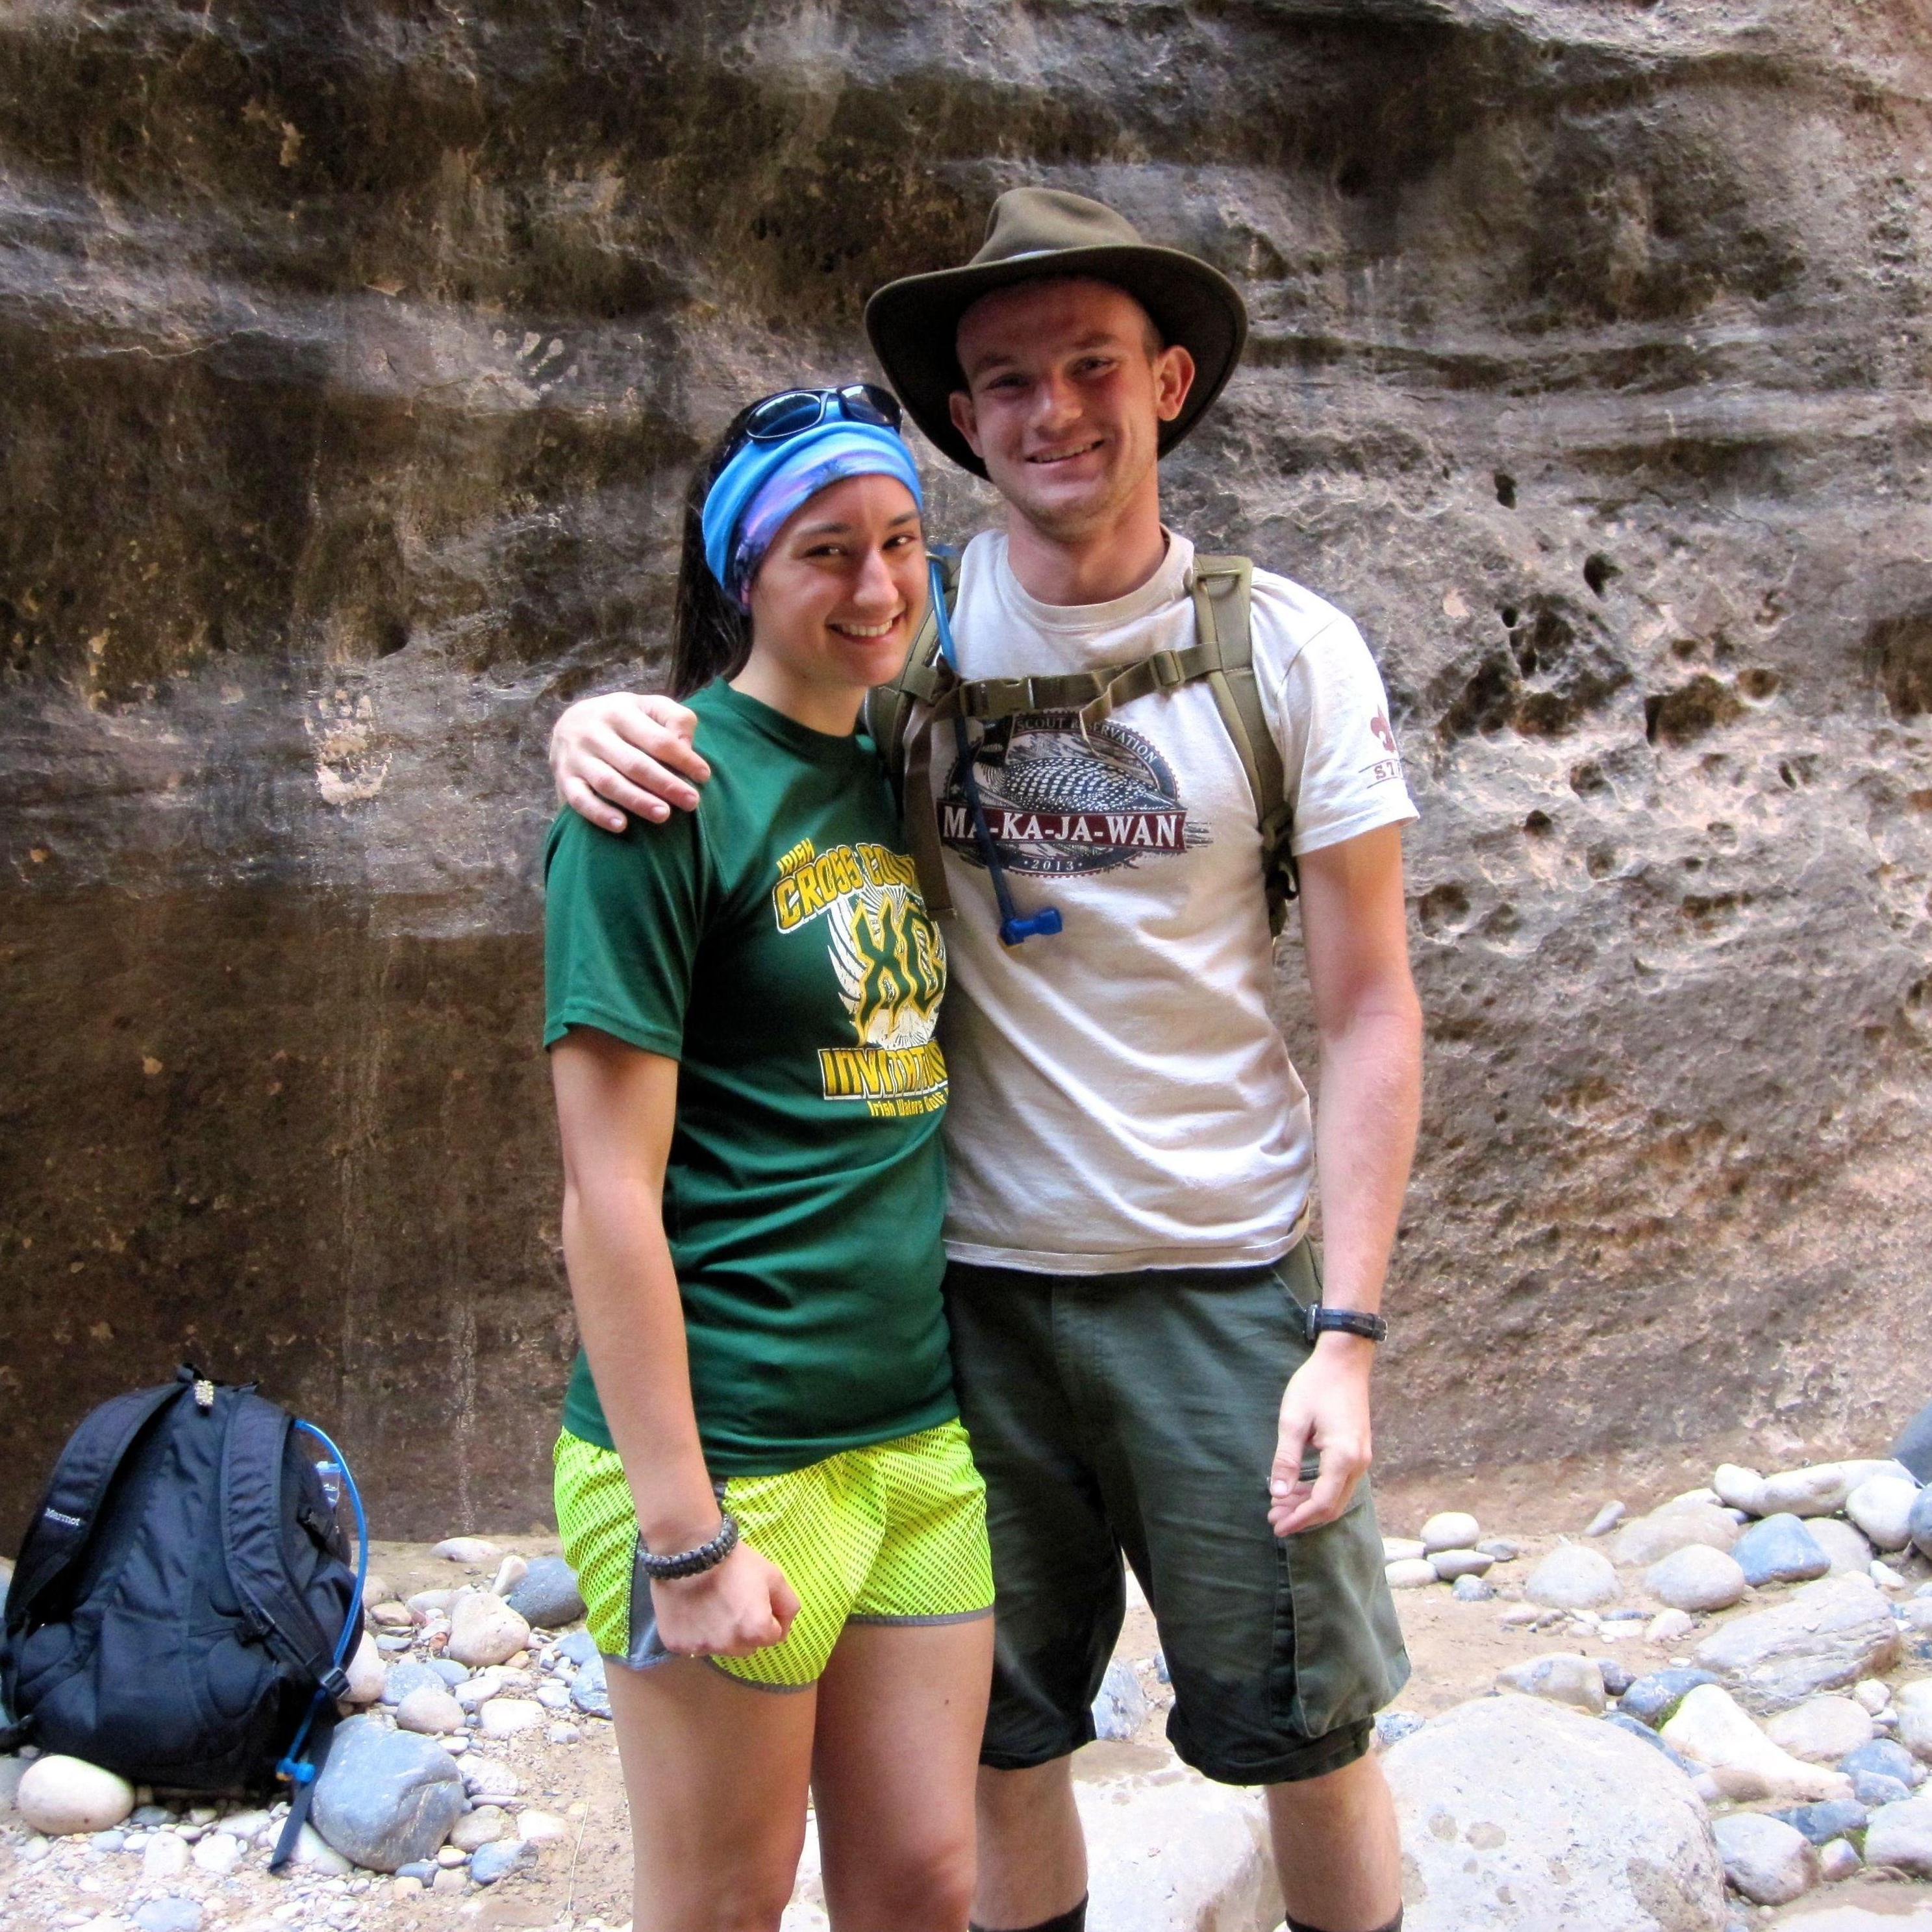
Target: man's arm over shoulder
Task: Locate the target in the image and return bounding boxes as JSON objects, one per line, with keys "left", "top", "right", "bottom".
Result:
{"left": 549, "top": 691, "right": 713, "bottom": 830}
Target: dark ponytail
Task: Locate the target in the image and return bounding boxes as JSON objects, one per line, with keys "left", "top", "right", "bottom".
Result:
{"left": 668, "top": 403, "right": 760, "bottom": 700}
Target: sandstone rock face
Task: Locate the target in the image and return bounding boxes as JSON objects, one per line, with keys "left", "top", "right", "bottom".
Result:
{"left": 3, "top": 3, "right": 1931, "bottom": 1530}
{"left": 1385, "top": 1694, "right": 1725, "bottom": 1931}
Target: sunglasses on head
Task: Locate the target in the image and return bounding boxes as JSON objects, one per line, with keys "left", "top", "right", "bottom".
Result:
{"left": 739, "top": 383, "right": 903, "bottom": 445}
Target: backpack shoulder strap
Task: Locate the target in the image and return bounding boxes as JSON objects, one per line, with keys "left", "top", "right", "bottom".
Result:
{"left": 5, "top": 1379, "right": 184, "bottom": 1630}
{"left": 870, "top": 551, "right": 962, "bottom": 918}
{"left": 864, "top": 549, "right": 959, "bottom": 794}
{"left": 220, "top": 1395, "right": 350, "bottom": 1702}
{"left": 1187, "top": 555, "right": 1299, "bottom": 934}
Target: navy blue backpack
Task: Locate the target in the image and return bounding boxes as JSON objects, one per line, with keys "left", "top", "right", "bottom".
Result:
{"left": 1, "top": 1368, "right": 367, "bottom": 1866}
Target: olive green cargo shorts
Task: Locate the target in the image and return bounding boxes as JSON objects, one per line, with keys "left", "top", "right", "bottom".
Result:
{"left": 943, "top": 1240, "right": 1410, "bottom": 1787}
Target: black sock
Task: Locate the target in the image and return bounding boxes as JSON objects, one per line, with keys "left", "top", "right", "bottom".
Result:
{"left": 969, "top": 1900, "right": 1087, "bottom": 1932}
{"left": 1285, "top": 1912, "right": 1401, "bottom": 1932}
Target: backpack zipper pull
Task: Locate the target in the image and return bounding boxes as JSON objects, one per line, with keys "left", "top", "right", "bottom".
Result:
{"left": 194, "top": 1379, "right": 215, "bottom": 1412}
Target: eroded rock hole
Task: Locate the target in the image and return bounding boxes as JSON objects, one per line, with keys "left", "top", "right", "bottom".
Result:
{"left": 1583, "top": 553, "right": 1617, "bottom": 597}
{"left": 1645, "top": 675, "right": 1744, "bottom": 747}
{"left": 1438, "top": 601, "right": 1633, "bottom": 742}
{"left": 1417, "top": 883, "right": 1470, "bottom": 935}
{"left": 1866, "top": 611, "right": 1932, "bottom": 718}
{"left": 1524, "top": 810, "right": 1553, "bottom": 836}
{"left": 1737, "top": 668, "right": 1780, "bottom": 703}
{"left": 1494, "top": 472, "right": 1517, "bottom": 508}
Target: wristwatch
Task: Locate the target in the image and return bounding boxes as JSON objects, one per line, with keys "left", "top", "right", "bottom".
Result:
{"left": 1305, "top": 1305, "right": 1388, "bottom": 1344}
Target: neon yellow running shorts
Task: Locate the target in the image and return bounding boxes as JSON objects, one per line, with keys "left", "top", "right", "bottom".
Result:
{"left": 553, "top": 1420, "right": 994, "bottom": 1691}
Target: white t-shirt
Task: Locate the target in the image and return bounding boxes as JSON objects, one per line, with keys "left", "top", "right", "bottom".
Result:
{"left": 933, "top": 529, "right": 1416, "bottom": 1273}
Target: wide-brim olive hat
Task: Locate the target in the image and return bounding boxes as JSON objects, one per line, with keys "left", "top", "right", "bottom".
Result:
{"left": 864, "top": 187, "right": 1249, "bottom": 479}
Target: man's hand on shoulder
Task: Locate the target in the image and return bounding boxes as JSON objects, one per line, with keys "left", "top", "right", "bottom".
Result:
{"left": 1268, "top": 1336, "right": 1375, "bottom": 1538}
{"left": 551, "top": 692, "right": 710, "bottom": 831}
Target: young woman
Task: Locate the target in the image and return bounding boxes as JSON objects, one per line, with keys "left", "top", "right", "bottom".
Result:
{"left": 543, "top": 388, "right": 994, "bottom": 1932}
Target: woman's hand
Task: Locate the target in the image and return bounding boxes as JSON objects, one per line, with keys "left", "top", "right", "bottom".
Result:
{"left": 650, "top": 1541, "right": 802, "bottom": 1657}
{"left": 551, "top": 693, "right": 711, "bottom": 832}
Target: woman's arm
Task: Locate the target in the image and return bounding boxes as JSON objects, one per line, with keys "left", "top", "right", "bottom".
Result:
{"left": 551, "top": 1026, "right": 799, "bottom": 1655}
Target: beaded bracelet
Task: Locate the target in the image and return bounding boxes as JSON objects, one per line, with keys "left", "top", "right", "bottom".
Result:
{"left": 636, "top": 1512, "right": 740, "bottom": 1581}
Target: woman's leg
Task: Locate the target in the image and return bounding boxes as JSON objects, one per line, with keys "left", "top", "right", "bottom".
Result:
{"left": 606, "top": 1654, "right": 819, "bottom": 1932}
{"left": 809, "top": 1616, "right": 996, "bottom": 1932}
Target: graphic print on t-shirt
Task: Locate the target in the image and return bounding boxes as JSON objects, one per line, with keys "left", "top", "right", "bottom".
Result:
{"left": 770, "top": 837, "right": 948, "bottom": 1118}
{"left": 939, "top": 712, "right": 1212, "bottom": 877}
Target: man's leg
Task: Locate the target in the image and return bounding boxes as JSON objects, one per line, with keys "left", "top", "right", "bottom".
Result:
{"left": 1266, "top": 1752, "right": 1403, "bottom": 1932}
{"left": 972, "top": 1759, "right": 1086, "bottom": 1930}
{"left": 1059, "top": 1248, "right": 1410, "bottom": 1929}
{"left": 944, "top": 1263, "right": 1127, "bottom": 1932}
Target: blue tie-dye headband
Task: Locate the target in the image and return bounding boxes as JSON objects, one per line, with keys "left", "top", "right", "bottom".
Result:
{"left": 699, "top": 420, "right": 924, "bottom": 607}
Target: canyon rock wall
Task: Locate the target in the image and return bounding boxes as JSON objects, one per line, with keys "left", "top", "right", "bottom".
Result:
{"left": 3, "top": 1, "right": 1929, "bottom": 1535}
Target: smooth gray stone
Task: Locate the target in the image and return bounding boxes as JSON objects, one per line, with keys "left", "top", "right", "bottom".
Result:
{"left": 1842, "top": 1737, "right": 1918, "bottom": 1784}
{"left": 1617, "top": 1668, "right": 1718, "bottom": 1728}
{"left": 1090, "top": 1657, "right": 1148, "bottom": 1742}
{"left": 132, "top": 1903, "right": 203, "bottom": 1932}
{"left": 1603, "top": 1709, "right": 1696, "bottom": 1772}
{"left": 1598, "top": 1659, "right": 1635, "bottom": 1698}
{"left": 1912, "top": 1482, "right": 1932, "bottom": 1560}
{"left": 427, "top": 1657, "right": 470, "bottom": 1686}
{"left": 505, "top": 1555, "right": 586, "bottom": 1629}
{"left": 381, "top": 1662, "right": 445, "bottom": 1708}
{"left": 1770, "top": 1797, "right": 1869, "bottom": 1845}
{"left": 395, "top": 1860, "right": 438, "bottom": 1882}
{"left": 1733, "top": 1513, "right": 1831, "bottom": 1586}
{"left": 1376, "top": 1711, "right": 1425, "bottom": 1748}
{"left": 469, "top": 1837, "right": 535, "bottom": 1885}
{"left": 555, "top": 1629, "right": 600, "bottom": 1667}
{"left": 1894, "top": 1400, "right": 1932, "bottom": 1483}
{"left": 1711, "top": 1811, "right": 1817, "bottom": 1908}
{"left": 570, "top": 1653, "right": 610, "bottom": 1719}
{"left": 1385, "top": 1694, "right": 1725, "bottom": 1927}
{"left": 1851, "top": 1768, "right": 1913, "bottom": 1806}
{"left": 310, "top": 1712, "right": 466, "bottom": 1872}
{"left": 1451, "top": 1574, "right": 1494, "bottom": 1601}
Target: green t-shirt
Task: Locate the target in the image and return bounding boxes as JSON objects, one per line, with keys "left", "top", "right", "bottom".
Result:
{"left": 543, "top": 679, "right": 956, "bottom": 1475}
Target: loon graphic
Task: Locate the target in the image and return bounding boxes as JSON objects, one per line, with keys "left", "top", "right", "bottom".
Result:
{"left": 940, "top": 712, "right": 1209, "bottom": 878}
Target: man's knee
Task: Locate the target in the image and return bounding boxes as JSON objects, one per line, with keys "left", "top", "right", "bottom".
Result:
{"left": 970, "top": 1900, "right": 1088, "bottom": 1932}
{"left": 977, "top": 1755, "right": 1074, "bottom": 1818}
{"left": 1283, "top": 1914, "right": 1401, "bottom": 1932}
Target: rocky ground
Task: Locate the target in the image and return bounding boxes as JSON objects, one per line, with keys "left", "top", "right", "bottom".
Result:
{"left": 7, "top": 1437, "right": 1932, "bottom": 1932}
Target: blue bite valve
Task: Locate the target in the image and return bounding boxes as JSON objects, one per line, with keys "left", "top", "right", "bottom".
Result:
{"left": 999, "top": 909, "right": 1064, "bottom": 946}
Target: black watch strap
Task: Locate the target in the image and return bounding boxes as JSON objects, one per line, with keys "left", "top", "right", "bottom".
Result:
{"left": 1305, "top": 1305, "right": 1388, "bottom": 1344}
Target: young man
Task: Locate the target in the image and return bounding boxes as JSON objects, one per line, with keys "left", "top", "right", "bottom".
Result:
{"left": 550, "top": 190, "right": 1420, "bottom": 1932}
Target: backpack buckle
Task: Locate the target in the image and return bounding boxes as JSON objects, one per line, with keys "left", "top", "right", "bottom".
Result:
{"left": 1147, "top": 649, "right": 1186, "bottom": 690}
{"left": 963, "top": 677, "right": 1033, "bottom": 720}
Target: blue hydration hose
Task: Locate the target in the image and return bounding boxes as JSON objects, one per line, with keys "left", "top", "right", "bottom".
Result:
{"left": 270, "top": 1422, "right": 368, "bottom": 1872}
{"left": 930, "top": 559, "right": 1063, "bottom": 947}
